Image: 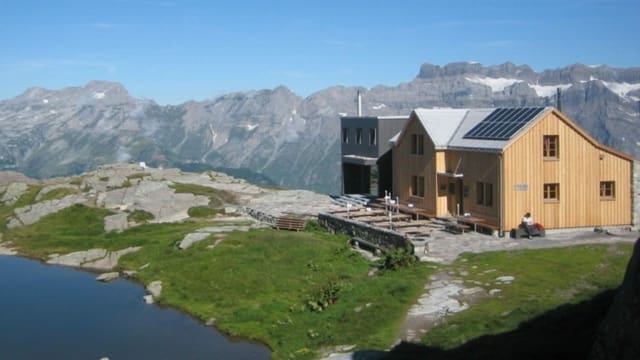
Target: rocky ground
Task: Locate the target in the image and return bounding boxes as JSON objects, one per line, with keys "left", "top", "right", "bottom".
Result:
{"left": 0, "top": 163, "right": 342, "bottom": 294}
{"left": 2, "top": 164, "right": 638, "bottom": 359}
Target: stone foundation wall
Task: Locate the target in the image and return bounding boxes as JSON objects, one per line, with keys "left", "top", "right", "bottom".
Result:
{"left": 244, "top": 207, "right": 276, "bottom": 225}
{"left": 318, "top": 213, "right": 413, "bottom": 252}
{"left": 633, "top": 161, "right": 639, "bottom": 227}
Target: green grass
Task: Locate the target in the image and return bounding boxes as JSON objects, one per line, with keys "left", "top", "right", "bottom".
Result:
{"left": 4, "top": 204, "right": 201, "bottom": 257}
{"left": 127, "top": 209, "right": 155, "bottom": 223}
{"left": 39, "top": 187, "right": 80, "bottom": 202}
{"left": 422, "top": 243, "right": 633, "bottom": 349}
{"left": 170, "top": 182, "right": 238, "bottom": 206}
{"left": 187, "top": 206, "right": 223, "bottom": 218}
{"left": 69, "top": 177, "right": 84, "bottom": 186}
{"left": 118, "top": 229, "right": 433, "bottom": 359}
{"left": 127, "top": 172, "right": 151, "bottom": 180}
{"left": 2, "top": 205, "right": 434, "bottom": 359}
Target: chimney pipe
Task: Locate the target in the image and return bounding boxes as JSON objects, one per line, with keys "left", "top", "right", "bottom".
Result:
{"left": 556, "top": 87, "right": 562, "bottom": 112}
{"left": 357, "top": 90, "right": 362, "bottom": 117}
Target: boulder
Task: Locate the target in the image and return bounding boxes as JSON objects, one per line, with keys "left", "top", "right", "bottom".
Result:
{"left": 96, "top": 272, "right": 119, "bottom": 282}
{"left": 146, "top": 280, "right": 162, "bottom": 298}
{"left": 104, "top": 213, "right": 129, "bottom": 232}
{"left": 122, "top": 270, "right": 137, "bottom": 278}
{"left": 178, "top": 232, "right": 211, "bottom": 250}
{"left": 143, "top": 295, "right": 154, "bottom": 304}
{"left": 590, "top": 239, "right": 640, "bottom": 360}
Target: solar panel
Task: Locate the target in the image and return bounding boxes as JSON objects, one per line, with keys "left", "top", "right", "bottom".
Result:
{"left": 463, "top": 107, "right": 545, "bottom": 140}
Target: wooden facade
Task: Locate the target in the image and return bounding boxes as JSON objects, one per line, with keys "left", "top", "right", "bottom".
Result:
{"left": 392, "top": 108, "right": 634, "bottom": 231}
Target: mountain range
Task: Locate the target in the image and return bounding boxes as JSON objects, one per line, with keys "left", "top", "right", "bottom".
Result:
{"left": 1, "top": 62, "right": 639, "bottom": 194}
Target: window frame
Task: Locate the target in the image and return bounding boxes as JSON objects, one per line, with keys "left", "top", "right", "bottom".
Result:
{"left": 410, "top": 134, "right": 424, "bottom": 155}
{"left": 544, "top": 183, "right": 560, "bottom": 202}
{"left": 476, "top": 181, "right": 484, "bottom": 205}
{"left": 356, "top": 128, "right": 363, "bottom": 144}
{"left": 411, "top": 175, "right": 425, "bottom": 197}
{"left": 543, "top": 135, "right": 559, "bottom": 160}
{"left": 599, "top": 181, "right": 615, "bottom": 200}
{"left": 369, "top": 128, "right": 376, "bottom": 146}
{"left": 342, "top": 128, "right": 349, "bottom": 144}
{"left": 476, "top": 181, "right": 493, "bottom": 207}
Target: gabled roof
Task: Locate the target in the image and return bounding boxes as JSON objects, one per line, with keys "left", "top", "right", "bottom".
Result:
{"left": 392, "top": 107, "right": 552, "bottom": 152}
{"left": 413, "top": 109, "right": 468, "bottom": 149}
{"left": 448, "top": 108, "right": 548, "bottom": 151}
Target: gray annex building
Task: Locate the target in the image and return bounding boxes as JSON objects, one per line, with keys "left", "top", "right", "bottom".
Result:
{"left": 340, "top": 114, "right": 408, "bottom": 197}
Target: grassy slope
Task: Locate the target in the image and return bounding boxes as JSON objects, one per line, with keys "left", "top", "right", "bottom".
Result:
{"left": 2, "top": 202, "right": 432, "bottom": 360}
{"left": 422, "top": 244, "right": 633, "bottom": 349}
{"left": 2, "top": 190, "right": 633, "bottom": 359}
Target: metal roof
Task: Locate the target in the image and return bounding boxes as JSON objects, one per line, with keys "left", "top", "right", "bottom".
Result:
{"left": 413, "top": 109, "right": 468, "bottom": 149}
{"left": 392, "top": 107, "right": 553, "bottom": 152}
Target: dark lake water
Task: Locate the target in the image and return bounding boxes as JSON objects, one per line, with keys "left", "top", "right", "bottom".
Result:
{"left": 0, "top": 255, "right": 270, "bottom": 360}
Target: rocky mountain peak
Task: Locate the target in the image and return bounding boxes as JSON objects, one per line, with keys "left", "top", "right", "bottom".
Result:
{"left": 0, "top": 62, "right": 638, "bottom": 194}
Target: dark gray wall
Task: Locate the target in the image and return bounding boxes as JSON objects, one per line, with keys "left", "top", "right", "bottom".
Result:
{"left": 341, "top": 117, "right": 378, "bottom": 158}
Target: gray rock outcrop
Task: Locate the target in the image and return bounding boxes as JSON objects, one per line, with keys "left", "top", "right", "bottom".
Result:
{"left": 96, "top": 272, "right": 119, "bottom": 282}
{"left": 104, "top": 213, "right": 129, "bottom": 232}
{"left": 97, "top": 180, "right": 209, "bottom": 223}
{"left": 46, "top": 246, "right": 141, "bottom": 270}
{"left": 146, "top": 280, "right": 162, "bottom": 298}
{"left": 35, "top": 184, "right": 78, "bottom": 201}
{"left": 178, "top": 232, "right": 211, "bottom": 250}
{"left": 1, "top": 63, "right": 638, "bottom": 194}
{"left": 8, "top": 194, "right": 87, "bottom": 228}
{"left": 590, "top": 239, "right": 640, "bottom": 360}
{"left": 1, "top": 182, "right": 28, "bottom": 206}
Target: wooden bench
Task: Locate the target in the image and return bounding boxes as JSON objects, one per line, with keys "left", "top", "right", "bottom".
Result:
{"left": 444, "top": 223, "right": 471, "bottom": 234}
{"left": 274, "top": 217, "right": 306, "bottom": 231}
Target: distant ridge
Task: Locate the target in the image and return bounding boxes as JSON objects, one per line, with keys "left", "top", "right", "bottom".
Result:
{"left": 1, "top": 62, "right": 639, "bottom": 193}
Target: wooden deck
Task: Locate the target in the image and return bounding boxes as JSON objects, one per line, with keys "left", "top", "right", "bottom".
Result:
{"left": 329, "top": 201, "right": 498, "bottom": 237}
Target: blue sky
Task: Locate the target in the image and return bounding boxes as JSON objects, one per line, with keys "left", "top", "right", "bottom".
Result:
{"left": 1, "top": 0, "right": 639, "bottom": 104}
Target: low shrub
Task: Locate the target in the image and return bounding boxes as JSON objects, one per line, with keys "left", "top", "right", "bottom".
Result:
{"left": 127, "top": 210, "right": 155, "bottom": 223}
{"left": 380, "top": 248, "right": 416, "bottom": 271}
{"left": 188, "top": 206, "right": 223, "bottom": 218}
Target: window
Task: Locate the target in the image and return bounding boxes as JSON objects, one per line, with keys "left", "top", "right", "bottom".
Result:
{"left": 411, "top": 175, "right": 424, "bottom": 197}
{"left": 369, "top": 128, "right": 376, "bottom": 146}
{"left": 600, "top": 181, "right": 615, "bottom": 199}
{"left": 342, "top": 128, "right": 349, "bottom": 144}
{"left": 356, "top": 128, "right": 363, "bottom": 144}
{"left": 476, "top": 182, "right": 493, "bottom": 207}
{"left": 485, "top": 183, "right": 493, "bottom": 207}
{"left": 476, "top": 182, "right": 484, "bottom": 205}
{"left": 543, "top": 135, "right": 559, "bottom": 159}
{"left": 411, "top": 134, "right": 424, "bottom": 155}
{"left": 544, "top": 183, "right": 559, "bottom": 201}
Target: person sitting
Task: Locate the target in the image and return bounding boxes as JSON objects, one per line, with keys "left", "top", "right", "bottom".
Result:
{"left": 521, "top": 212, "right": 534, "bottom": 239}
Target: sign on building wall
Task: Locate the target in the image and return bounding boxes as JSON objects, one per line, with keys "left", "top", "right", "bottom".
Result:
{"left": 515, "top": 184, "right": 529, "bottom": 191}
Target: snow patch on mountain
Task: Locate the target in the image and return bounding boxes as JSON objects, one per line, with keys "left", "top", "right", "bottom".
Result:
{"left": 465, "top": 77, "right": 522, "bottom": 92}
{"left": 601, "top": 81, "right": 640, "bottom": 101}
{"left": 528, "top": 83, "right": 572, "bottom": 97}
{"left": 372, "top": 103, "right": 386, "bottom": 110}
{"left": 93, "top": 92, "right": 106, "bottom": 99}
